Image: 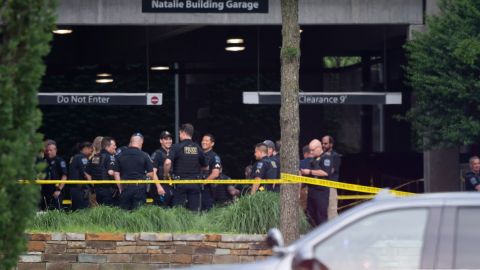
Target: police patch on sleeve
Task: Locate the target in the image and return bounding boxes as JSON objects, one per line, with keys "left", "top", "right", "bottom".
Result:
{"left": 324, "top": 158, "right": 331, "bottom": 167}
{"left": 60, "top": 161, "right": 66, "bottom": 168}
{"left": 81, "top": 158, "right": 88, "bottom": 165}
{"left": 470, "top": 177, "right": 479, "bottom": 185}
{"left": 92, "top": 156, "right": 101, "bottom": 165}
{"left": 256, "top": 162, "right": 263, "bottom": 169}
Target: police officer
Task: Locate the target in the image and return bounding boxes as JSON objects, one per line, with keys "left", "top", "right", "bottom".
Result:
{"left": 164, "top": 123, "right": 207, "bottom": 212}
{"left": 150, "top": 131, "right": 172, "bottom": 207}
{"left": 114, "top": 133, "right": 154, "bottom": 210}
{"left": 321, "top": 135, "right": 342, "bottom": 219}
{"left": 263, "top": 140, "right": 280, "bottom": 192}
{"left": 87, "top": 137, "right": 118, "bottom": 206}
{"left": 250, "top": 143, "right": 277, "bottom": 194}
{"left": 68, "top": 142, "right": 93, "bottom": 210}
{"left": 40, "top": 140, "right": 68, "bottom": 210}
{"left": 300, "top": 139, "right": 333, "bottom": 227}
{"left": 200, "top": 133, "right": 224, "bottom": 210}
{"left": 464, "top": 156, "right": 480, "bottom": 191}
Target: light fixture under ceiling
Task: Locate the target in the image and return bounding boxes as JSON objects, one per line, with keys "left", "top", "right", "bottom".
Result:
{"left": 96, "top": 78, "right": 113, "bottom": 84}
{"left": 150, "top": 66, "right": 170, "bottom": 71}
{"left": 52, "top": 29, "right": 73, "bottom": 35}
{"left": 226, "top": 38, "right": 244, "bottom": 44}
{"left": 225, "top": 46, "right": 246, "bottom": 52}
{"left": 96, "top": 73, "right": 112, "bottom": 77}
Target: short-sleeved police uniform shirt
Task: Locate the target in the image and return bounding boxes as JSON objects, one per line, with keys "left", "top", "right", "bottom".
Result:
{"left": 167, "top": 139, "right": 207, "bottom": 178}
{"left": 464, "top": 171, "right": 480, "bottom": 191}
{"left": 45, "top": 156, "right": 68, "bottom": 180}
{"left": 204, "top": 150, "right": 222, "bottom": 176}
{"left": 269, "top": 155, "right": 280, "bottom": 179}
{"left": 251, "top": 157, "right": 276, "bottom": 179}
{"left": 309, "top": 154, "right": 334, "bottom": 191}
{"left": 69, "top": 153, "right": 89, "bottom": 181}
{"left": 151, "top": 148, "right": 168, "bottom": 179}
{"left": 42, "top": 156, "right": 68, "bottom": 194}
{"left": 86, "top": 150, "right": 116, "bottom": 188}
{"left": 115, "top": 147, "right": 153, "bottom": 180}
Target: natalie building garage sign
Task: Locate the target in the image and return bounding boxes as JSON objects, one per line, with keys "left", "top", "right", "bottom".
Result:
{"left": 142, "top": 0, "right": 268, "bottom": 13}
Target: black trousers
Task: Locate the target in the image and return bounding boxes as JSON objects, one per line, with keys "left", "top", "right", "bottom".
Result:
{"left": 70, "top": 186, "right": 90, "bottom": 211}
{"left": 119, "top": 186, "right": 146, "bottom": 211}
{"left": 151, "top": 184, "right": 174, "bottom": 208}
{"left": 306, "top": 187, "right": 330, "bottom": 227}
{"left": 201, "top": 185, "right": 214, "bottom": 211}
{"left": 172, "top": 184, "right": 201, "bottom": 212}
{"left": 96, "top": 187, "right": 118, "bottom": 207}
{"left": 40, "top": 186, "right": 63, "bottom": 210}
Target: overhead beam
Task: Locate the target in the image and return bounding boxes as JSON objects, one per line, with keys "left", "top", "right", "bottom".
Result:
{"left": 243, "top": 91, "right": 402, "bottom": 105}
{"left": 38, "top": 92, "right": 163, "bottom": 106}
{"left": 55, "top": 0, "right": 423, "bottom": 25}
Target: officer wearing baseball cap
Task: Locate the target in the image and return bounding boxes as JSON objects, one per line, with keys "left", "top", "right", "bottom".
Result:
{"left": 150, "top": 131, "right": 174, "bottom": 207}
{"left": 263, "top": 140, "right": 280, "bottom": 192}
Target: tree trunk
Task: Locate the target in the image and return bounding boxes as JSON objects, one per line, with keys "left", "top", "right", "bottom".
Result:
{"left": 279, "top": 0, "right": 301, "bottom": 245}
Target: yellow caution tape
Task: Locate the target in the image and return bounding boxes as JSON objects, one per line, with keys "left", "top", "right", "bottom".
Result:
{"left": 337, "top": 195, "right": 375, "bottom": 200}
{"left": 281, "top": 174, "right": 414, "bottom": 197}
{"left": 22, "top": 179, "right": 291, "bottom": 185}
{"left": 20, "top": 173, "right": 415, "bottom": 197}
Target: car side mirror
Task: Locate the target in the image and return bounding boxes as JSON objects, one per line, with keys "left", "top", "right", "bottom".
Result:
{"left": 292, "top": 246, "right": 329, "bottom": 270}
{"left": 266, "top": 228, "right": 284, "bottom": 248}
{"left": 293, "top": 258, "right": 329, "bottom": 270}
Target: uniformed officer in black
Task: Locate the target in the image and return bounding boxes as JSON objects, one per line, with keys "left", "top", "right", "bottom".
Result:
{"left": 301, "top": 139, "right": 333, "bottom": 227}
{"left": 114, "top": 133, "right": 154, "bottom": 210}
{"left": 164, "top": 123, "right": 207, "bottom": 212}
{"left": 150, "top": 131, "right": 173, "bottom": 207}
{"left": 200, "top": 133, "right": 224, "bottom": 210}
{"left": 68, "top": 142, "right": 93, "bottom": 210}
{"left": 464, "top": 156, "right": 480, "bottom": 192}
{"left": 263, "top": 140, "right": 280, "bottom": 192}
{"left": 40, "top": 140, "right": 68, "bottom": 210}
{"left": 87, "top": 137, "right": 118, "bottom": 206}
{"left": 250, "top": 143, "right": 277, "bottom": 194}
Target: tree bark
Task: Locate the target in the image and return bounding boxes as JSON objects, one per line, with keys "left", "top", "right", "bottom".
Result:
{"left": 279, "top": 0, "right": 301, "bottom": 245}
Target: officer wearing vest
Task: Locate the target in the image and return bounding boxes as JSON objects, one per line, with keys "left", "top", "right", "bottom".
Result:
{"left": 200, "top": 133, "right": 223, "bottom": 210}
{"left": 114, "top": 133, "right": 154, "bottom": 210}
{"left": 40, "top": 140, "right": 68, "bottom": 210}
{"left": 250, "top": 143, "right": 276, "bottom": 194}
{"left": 69, "top": 142, "right": 93, "bottom": 210}
{"left": 150, "top": 131, "right": 173, "bottom": 207}
{"left": 301, "top": 139, "right": 334, "bottom": 227}
{"left": 87, "top": 137, "right": 118, "bottom": 206}
{"left": 164, "top": 123, "right": 207, "bottom": 212}
{"left": 263, "top": 140, "right": 280, "bottom": 192}
{"left": 465, "top": 156, "right": 480, "bottom": 192}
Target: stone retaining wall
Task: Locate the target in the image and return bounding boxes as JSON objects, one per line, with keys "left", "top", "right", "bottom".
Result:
{"left": 18, "top": 233, "right": 272, "bottom": 270}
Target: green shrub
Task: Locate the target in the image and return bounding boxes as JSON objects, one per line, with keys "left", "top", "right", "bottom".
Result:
{"left": 0, "top": 1, "right": 57, "bottom": 268}
{"left": 28, "top": 192, "right": 311, "bottom": 234}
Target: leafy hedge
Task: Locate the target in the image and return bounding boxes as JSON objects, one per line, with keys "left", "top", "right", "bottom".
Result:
{"left": 29, "top": 192, "right": 310, "bottom": 234}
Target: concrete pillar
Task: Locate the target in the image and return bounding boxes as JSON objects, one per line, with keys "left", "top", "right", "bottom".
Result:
{"left": 423, "top": 148, "right": 460, "bottom": 192}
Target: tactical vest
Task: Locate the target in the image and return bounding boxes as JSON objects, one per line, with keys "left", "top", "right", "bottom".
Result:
{"left": 173, "top": 141, "right": 202, "bottom": 178}
{"left": 90, "top": 152, "right": 110, "bottom": 181}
